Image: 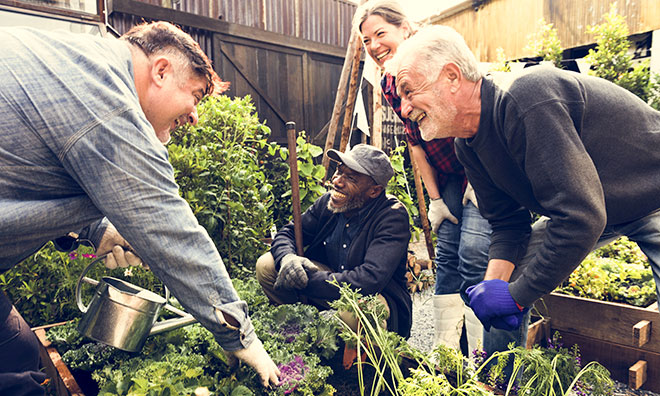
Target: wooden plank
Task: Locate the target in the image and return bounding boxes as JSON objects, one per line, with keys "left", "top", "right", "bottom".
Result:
{"left": 557, "top": 331, "right": 660, "bottom": 392}
{"left": 216, "top": 40, "right": 289, "bottom": 123}
{"left": 526, "top": 318, "right": 550, "bottom": 349}
{"left": 110, "top": 0, "right": 346, "bottom": 58}
{"left": 429, "top": 0, "right": 660, "bottom": 63}
{"left": 534, "top": 292, "right": 660, "bottom": 353}
{"left": 34, "top": 328, "right": 85, "bottom": 396}
{"left": 629, "top": 360, "right": 647, "bottom": 390}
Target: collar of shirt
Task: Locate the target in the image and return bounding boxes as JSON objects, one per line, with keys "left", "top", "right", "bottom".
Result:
{"left": 323, "top": 196, "right": 378, "bottom": 271}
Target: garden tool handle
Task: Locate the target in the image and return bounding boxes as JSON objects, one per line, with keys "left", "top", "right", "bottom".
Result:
{"left": 286, "top": 121, "right": 304, "bottom": 256}
{"left": 75, "top": 254, "right": 170, "bottom": 313}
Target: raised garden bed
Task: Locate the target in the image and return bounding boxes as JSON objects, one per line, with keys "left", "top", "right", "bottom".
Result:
{"left": 534, "top": 292, "right": 660, "bottom": 392}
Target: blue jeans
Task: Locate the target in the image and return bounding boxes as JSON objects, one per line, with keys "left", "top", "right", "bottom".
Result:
{"left": 434, "top": 174, "right": 492, "bottom": 297}
{"left": 0, "top": 291, "right": 46, "bottom": 396}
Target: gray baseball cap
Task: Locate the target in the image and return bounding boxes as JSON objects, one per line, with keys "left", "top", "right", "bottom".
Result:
{"left": 327, "top": 144, "right": 394, "bottom": 187}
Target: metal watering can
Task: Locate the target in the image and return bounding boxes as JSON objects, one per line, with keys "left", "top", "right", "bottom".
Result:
{"left": 75, "top": 255, "right": 197, "bottom": 352}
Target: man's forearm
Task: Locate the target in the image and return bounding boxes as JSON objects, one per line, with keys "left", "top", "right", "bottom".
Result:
{"left": 484, "top": 259, "right": 515, "bottom": 281}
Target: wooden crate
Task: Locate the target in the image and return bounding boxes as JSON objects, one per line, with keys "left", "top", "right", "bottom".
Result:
{"left": 534, "top": 293, "right": 660, "bottom": 392}
{"left": 33, "top": 324, "right": 84, "bottom": 396}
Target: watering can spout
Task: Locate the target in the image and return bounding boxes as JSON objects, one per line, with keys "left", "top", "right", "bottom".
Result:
{"left": 150, "top": 314, "right": 197, "bottom": 335}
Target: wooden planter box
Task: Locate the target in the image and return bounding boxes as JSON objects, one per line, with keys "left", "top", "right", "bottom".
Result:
{"left": 33, "top": 323, "right": 84, "bottom": 396}
{"left": 533, "top": 292, "right": 660, "bottom": 392}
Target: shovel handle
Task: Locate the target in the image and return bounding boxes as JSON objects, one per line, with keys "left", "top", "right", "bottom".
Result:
{"left": 286, "top": 121, "right": 304, "bottom": 256}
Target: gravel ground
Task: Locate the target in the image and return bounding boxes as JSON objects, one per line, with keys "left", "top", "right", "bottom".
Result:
{"left": 406, "top": 240, "right": 659, "bottom": 396}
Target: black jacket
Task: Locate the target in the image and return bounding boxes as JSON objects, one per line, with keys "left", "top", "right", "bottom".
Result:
{"left": 271, "top": 192, "right": 412, "bottom": 338}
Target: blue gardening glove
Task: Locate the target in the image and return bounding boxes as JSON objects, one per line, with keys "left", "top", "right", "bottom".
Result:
{"left": 490, "top": 313, "right": 524, "bottom": 331}
{"left": 466, "top": 279, "right": 525, "bottom": 331}
{"left": 274, "top": 254, "right": 317, "bottom": 290}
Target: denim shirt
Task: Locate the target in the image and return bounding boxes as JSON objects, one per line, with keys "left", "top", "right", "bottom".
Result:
{"left": 0, "top": 27, "right": 254, "bottom": 351}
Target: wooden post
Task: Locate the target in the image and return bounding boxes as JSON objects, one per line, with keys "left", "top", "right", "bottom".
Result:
{"left": 371, "top": 67, "right": 383, "bottom": 149}
{"left": 322, "top": 0, "right": 367, "bottom": 169}
{"left": 286, "top": 122, "right": 304, "bottom": 256}
{"left": 407, "top": 143, "right": 435, "bottom": 260}
{"left": 322, "top": 29, "right": 360, "bottom": 171}
{"left": 338, "top": 34, "right": 363, "bottom": 153}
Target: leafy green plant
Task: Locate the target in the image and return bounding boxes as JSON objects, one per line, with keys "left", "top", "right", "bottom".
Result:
{"left": 489, "top": 48, "right": 511, "bottom": 72}
{"left": 280, "top": 131, "right": 327, "bottom": 216}
{"left": 558, "top": 237, "right": 656, "bottom": 307}
{"left": 169, "top": 95, "right": 275, "bottom": 277}
{"left": 585, "top": 4, "right": 652, "bottom": 102}
{"left": 508, "top": 332, "right": 614, "bottom": 396}
{"left": 524, "top": 18, "right": 563, "bottom": 67}
{"left": 329, "top": 281, "right": 614, "bottom": 396}
{"left": 47, "top": 278, "right": 338, "bottom": 396}
{"left": 2, "top": 244, "right": 162, "bottom": 327}
{"left": 387, "top": 142, "right": 421, "bottom": 239}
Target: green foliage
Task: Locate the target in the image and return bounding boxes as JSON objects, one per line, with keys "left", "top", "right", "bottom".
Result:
{"left": 648, "top": 73, "right": 660, "bottom": 111}
{"left": 169, "top": 95, "right": 275, "bottom": 277}
{"left": 329, "top": 281, "right": 614, "bottom": 396}
{"left": 48, "top": 278, "right": 337, "bottom": 396}
{"left": 490, "top": 48, "right": 511, "bottom": 72}
{"left": 386, "top": 143, "right": 422, "bottom": 240}
{"left": 1, "top": 244, "right": 162, "bottom": 326}
{"left": 558, "top": 237, "right": 656, "bottom": 307}
{"left": 585, "top": 4, "right": 653, "bottom": 102}
{"left": 524, "top": 18, "right": 563, "bottom": 67}
{"left": 510, "top": 332, "right": 614, "bottom": 396}
{"left": 280, "top": 131, "right": 327, "bottom": 217}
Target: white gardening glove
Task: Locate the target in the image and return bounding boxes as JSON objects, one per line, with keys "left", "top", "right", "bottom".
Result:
{"left": 95, "top": 222, "right": 143, "bottom": 269}
{"left": 428, "top": 198, "right": 458, "bottom": 232}
{"left": 226, "top": 338, "right": 280, "bottom": 387}
{"left": 462, "top": 182, "right": 479, "bottom": 209}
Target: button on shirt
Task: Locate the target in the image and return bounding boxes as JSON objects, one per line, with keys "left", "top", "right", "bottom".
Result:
{"left": 323, "top": 201, "right": 374, "bottom": 271}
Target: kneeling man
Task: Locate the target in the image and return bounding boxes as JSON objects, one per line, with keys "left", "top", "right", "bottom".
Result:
{"left": 256, "top": 144, "right": 412, "bottom": 338}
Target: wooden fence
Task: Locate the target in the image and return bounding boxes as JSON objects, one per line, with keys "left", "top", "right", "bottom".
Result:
{"left": 431, "top": 0, "right": 660, "bottom": 63}
{"left": 109, "top": 0, "right": 355, "bottom": 144}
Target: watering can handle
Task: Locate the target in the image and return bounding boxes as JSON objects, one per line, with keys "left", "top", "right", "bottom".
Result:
{"left": 75, "top": 254, "right": 171, "bottom": 313}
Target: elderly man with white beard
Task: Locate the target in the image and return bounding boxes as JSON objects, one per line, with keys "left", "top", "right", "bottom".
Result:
{"left": 255, "top": 144, "right": 413, "bottom": 339}
{"left": 385, "top": 25, "right": 660, "bottom": 348}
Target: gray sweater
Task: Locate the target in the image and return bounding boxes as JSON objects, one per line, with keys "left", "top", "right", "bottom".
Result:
{"left": 455, "top": 66, "right": 660, "bottom": 306}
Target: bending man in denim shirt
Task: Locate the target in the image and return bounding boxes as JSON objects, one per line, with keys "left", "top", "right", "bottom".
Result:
{"left": 0, "top": 22, "right": 279, "bottom": 393}
{"left": 256, "top": 144, "right": 413, "bottom": 339}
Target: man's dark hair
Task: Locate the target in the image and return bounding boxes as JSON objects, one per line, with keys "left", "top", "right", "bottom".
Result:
{"left": 121, "top": 21, "right": 229, "bottom": 96}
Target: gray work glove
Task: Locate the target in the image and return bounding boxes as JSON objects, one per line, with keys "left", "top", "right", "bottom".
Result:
{"left": 274, "top": 254, "right": 317, "bottom": 290}
{"left": 428, "top": 198, "right": 459, "bottom": 232}
{"left": 462, "top": 182, "right": 479, "bottom": 209}
{"left": 225, "top": 338, "right": 280, "bottom": 387}
{"left": 95, "top": 222, "right": 143, "bottom": 269}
